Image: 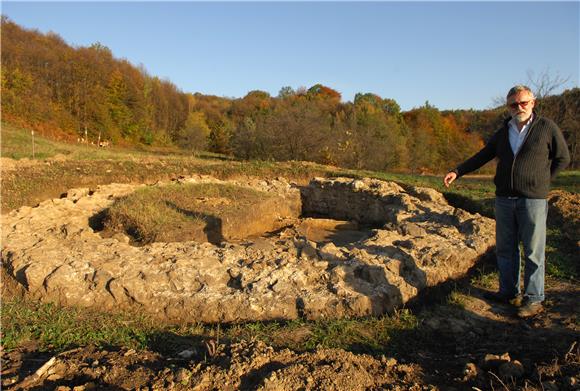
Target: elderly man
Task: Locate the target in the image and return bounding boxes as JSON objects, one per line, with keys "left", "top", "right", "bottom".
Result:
{"left": 444, "top": 85, "right": 570, "bottom": 317}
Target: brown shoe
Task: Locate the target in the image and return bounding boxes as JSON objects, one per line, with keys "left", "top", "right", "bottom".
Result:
{"left": 517, "top": 302, "right": 544, "bottom": 318}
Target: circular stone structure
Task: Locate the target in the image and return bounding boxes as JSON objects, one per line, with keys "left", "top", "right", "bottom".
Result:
{"left": 1, "top": 176, "right": 495, "bottom": 323}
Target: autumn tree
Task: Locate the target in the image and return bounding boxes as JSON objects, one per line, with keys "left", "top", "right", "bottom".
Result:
{"left": 178, "top": 111, "right": 211, "bottom": 152}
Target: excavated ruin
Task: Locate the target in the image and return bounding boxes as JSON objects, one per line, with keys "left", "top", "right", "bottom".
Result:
{"left": 1, "top": 176, "right": 495, "bottom": 323}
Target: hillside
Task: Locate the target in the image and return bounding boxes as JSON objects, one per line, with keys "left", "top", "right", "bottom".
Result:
{"left": 4, "top": 17, "right": 578, "bottom": 172}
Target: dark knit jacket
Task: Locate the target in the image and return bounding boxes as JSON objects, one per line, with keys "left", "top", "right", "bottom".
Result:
{"left": 454, "top": 113, "right": 570, "bottom": 199}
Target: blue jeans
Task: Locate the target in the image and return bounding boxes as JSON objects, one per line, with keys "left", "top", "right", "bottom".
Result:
{"left": 495, "top": 197, "right": 548, "bottom": 303}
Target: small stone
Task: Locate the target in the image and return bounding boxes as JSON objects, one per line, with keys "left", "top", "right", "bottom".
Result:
{"left": 352, "top": 180, "right": 365, "bottom": 190}
{"left": 111, "top": 232, "right": 130, "bottom": 243}
{"left": 318, "top": 242, "right": 344, "bottom": 262}
{"left": 382, "top": 357, "right": 398, "bottom": 367}
{"left": 177, "top": 349, "right": 194, "bottom": 359}
{"left": 483, "top": 353, "right": 499, "bottom": 361}
{"left": 462, "top": 362, "right": 479, "bottom": 381}
{"left": 47, "top": 373, "right": 63, "bottom": 381}
{"left": 300, "top": 242, "right": 318, "bottom": 260}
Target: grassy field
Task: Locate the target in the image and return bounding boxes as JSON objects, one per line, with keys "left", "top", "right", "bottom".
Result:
{"left": 1, "top": 122, "right": 191, "bottom": 161}
{"left": 2, "top": 122, "right": 578, "bottom": 214}
{"left": 1, "top": 121, "right": 578, "bottom": 359}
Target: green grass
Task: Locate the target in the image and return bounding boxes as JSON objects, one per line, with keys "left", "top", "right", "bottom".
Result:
{"left": 1, "top": 122, "right": 120, "bottom": 160}
{"left": 1, "top": 123, "right": 72, "bottom": 160}
{"left": 470, "top": 268, "right": 499, "bottom": 289}
{"left": 553, "top": 170, "right": 580, "bottom": 194}
{"left": 546, "top": 227, "right": 579, "bottom": 280}
{"left": 1, "top": 122, "right": 192, "bottom": 161}
{"left": 446, "top": 289, "right": 469, "bottom": 309}
{"left": 1, "top": 300, "right": 154, "bottom": 352}
{"left": 300, "top": 310, "right": 418, "bottom": 353}
{"left": 226, "top": 313, "right": 418, "bottom": 354}
{"left": 1, "top": 298, "right": 419, "bottom": 357}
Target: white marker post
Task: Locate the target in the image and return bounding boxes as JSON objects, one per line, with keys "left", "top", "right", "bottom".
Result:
{"left": 31, "top": 130, "right": 35, "bottom": 159}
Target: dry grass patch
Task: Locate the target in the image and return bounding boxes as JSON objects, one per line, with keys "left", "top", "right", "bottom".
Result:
{"left": 103, "top": 182, "right": 300, "bottom": 245}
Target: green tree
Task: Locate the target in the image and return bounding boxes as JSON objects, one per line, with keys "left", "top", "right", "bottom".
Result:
{"left": 178, "top": 111, "right": 211, "bottom": 152}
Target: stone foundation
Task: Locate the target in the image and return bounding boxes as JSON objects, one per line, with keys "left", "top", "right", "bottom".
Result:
{"left": 1, "top": 176, "right": 495, "bottom": 323}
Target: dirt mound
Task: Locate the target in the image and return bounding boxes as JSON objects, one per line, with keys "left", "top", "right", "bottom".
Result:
{"left": 3, "top": 340, "right": 426, "bottom": 390}
{"left": 548, "top": 190, "right": 580, "bottom": 243}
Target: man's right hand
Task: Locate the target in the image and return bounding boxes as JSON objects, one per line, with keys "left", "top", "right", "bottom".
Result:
{"left": 444, "top": 172, "right": 457, "bottom": 188}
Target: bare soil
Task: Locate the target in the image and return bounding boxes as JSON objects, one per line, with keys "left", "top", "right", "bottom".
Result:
{"left": 2, "top": 278, "right": 578, "bottom": 390}
{"left": 1, "top": 157, "right": 578, "bottom": 390}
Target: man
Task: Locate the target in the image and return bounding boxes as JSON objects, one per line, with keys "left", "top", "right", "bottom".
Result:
{"left": 443, "top": 85, "right": 570, "bottom": 318}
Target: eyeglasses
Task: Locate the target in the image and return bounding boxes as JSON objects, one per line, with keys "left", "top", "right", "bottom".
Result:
{"left": 508, "top": 100, "right": 532, "bottom": 109}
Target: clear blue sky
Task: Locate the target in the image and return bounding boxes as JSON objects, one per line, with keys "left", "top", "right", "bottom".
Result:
{"left": 2, "top": 1, "right": 579, "bottom": 111}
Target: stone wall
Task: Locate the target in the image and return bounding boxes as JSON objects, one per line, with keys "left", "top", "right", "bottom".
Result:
{"left": 301, "top": 177, "right": 448, "bottom": 226}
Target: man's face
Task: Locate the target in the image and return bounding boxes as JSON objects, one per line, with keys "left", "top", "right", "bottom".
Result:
{"left": 507, "top": 91, "right": 535, "bottom": 123}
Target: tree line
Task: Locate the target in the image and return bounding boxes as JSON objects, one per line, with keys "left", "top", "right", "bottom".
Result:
{"left": 2, "top": 17, "right": 577, "bottom": 170}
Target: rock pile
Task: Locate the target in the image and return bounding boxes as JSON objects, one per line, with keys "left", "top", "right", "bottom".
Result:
{"left": 1, "top": 176, "right": 495, "bottom": 323}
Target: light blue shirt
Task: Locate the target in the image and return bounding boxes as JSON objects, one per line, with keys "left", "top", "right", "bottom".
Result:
{"left": 508, "top": 114, "right": 534, "bottom": 155}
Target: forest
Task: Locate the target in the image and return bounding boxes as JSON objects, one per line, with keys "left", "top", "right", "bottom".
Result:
{"left": 2, "top": 16, "right": 578, "bottom": 171}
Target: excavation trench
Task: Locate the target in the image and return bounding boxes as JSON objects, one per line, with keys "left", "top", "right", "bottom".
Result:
{"left": 1, "top": 176, "right": 496, "bottom": 323}
{"left": 94, "top": 180, "right": 378, "bottom": 248}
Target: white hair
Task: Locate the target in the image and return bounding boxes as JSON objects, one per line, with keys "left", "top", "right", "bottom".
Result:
{"left": 507, "top": 85, "right": 535, "bottom": 99}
